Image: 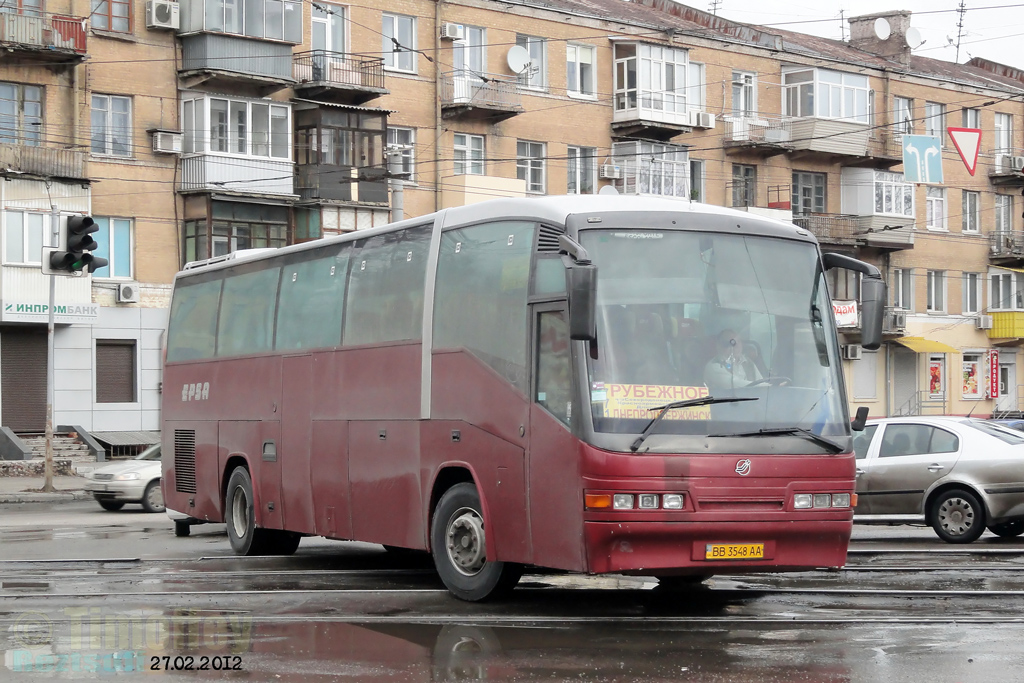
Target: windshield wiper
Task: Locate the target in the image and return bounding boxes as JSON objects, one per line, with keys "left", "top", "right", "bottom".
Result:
{"left": 630, "top": 396, "right": 759, "bottom": 452}
{"left": 712, "top": 427, "right": 845, "bottom": 454}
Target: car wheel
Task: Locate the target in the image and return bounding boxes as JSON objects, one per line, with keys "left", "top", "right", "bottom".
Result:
{"left": 430, "top": 482, "right": 522, "bottom": 602}
{"left": 224, "top": 467, "right": 275, "bottom": 555}
{"left": 988, "top": 520, "right": 1024, "bottom": 538}
{"left": 174, "top": 520, "right": 191, "bottom": 537}
{"left": 98, "top": 499, "right": 124, "bottom": 511}
{"left": 141, "top": 480, "right": 165, "bottom": 513}
{"left": 930, "top": 489, "right": 985, "bottom": 544}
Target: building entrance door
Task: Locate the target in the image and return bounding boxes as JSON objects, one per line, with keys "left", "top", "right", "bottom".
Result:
{"left": 1, "top": 327, "right": 46, "bottom": 432}
{"left": 892, "top": 347, "right": 917, "bottom": 415}
{"left": 997, "top": 363, "right": 1017, "bottom": 413}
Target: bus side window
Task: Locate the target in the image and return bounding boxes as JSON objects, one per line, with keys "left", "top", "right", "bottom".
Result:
{"left": 167, "top": 278, "right": 223, "bottom": 362}
{"left": 276, "top": 247, "right": 349, "bottom": 350}
{"left": 217, "top": 266, "right": 281, "bottom": 357}
{"left": 536, "top": 310, "right": 572, "bottom": 425}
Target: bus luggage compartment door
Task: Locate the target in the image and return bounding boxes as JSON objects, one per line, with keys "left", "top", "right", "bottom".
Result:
{"left": 258, "top": 421, "right": 284, "bottom": 530}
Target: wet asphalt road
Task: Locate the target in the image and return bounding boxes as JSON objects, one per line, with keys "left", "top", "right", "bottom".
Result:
{"left": 2, "top": 502, "right": 1024, "bottom": 682}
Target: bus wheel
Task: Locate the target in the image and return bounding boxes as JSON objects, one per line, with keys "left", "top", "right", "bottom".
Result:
{"left": 225, "top": 467, "right": 273, "bottom": 555}
{"left": 266, "top": 530, "right": 301, "bottom": 556}
{"left": 430, "top": 483, "right": 522, "bottom": 602}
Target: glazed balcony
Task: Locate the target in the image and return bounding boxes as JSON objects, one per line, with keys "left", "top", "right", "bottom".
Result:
{"left": 440, "top": 72, "right": 523, "bottom": 122}
{"left": 0, "top": 12, "right": 86, "bottom": 63}
{"left": 295, "top": 164, "right": 387, "bottom": 204}
{"left": 292, "top": 51, "right": 387, "bottom": 104}
{"left": 988, "top": 311, "right": 1024, "bottom": 339}
{"left": 179, "top": 154, "right": 294, "bottom": 196}
{"left": 0, "top": 141, "right": 86, "bottom": 180}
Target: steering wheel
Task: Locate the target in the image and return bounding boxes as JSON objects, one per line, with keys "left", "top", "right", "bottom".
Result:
{"left": 747, "top": 376, "right": 792, "bottom": 387}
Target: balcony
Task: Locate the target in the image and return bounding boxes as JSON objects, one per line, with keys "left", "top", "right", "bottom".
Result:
{"left": 723, "top": 116, "right": 794, "bottom": 157}
{"left": 179, "top": 34, "right": 294, "bottom": 95}
{"left": 0, "top": 12, "right": 86, "bottom": 64}
{"left": 0, "top": 142, "right": 86, "bottom": 180}
{"left": 292, "top": 52, "right": 387, "bottom": 104}
{"left": 179, "top": 154, "right": 295, "bottom": 196}
{"left": 789, "top": 118, "right": 871, "bottom": 161}
{"left": 989, "top": 231, "right": 1024, "bottom": 266}
{"left": 296, "top": 164, "right": 387, "bottom": 204}
{"left": 990, "top": 150, "right": 1024, "bottom": 186}
{"left": 988, "top": 311, "right": 1024, "bottom": 339}
{"left": 791, "top": 212, "right": 913, "bottom": 250}
{"left": 440, "top": 72, "right": 523, "bottom": 122}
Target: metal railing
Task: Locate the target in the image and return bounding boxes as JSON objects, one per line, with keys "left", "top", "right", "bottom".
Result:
{"left": 893, "top": 390, "right": 947, "bottom": 417}
{"left": 992, "top": 149, "right": 1024, "bottom": 175}
{"left": 723, "top": 114, "right": 793, "bottom": 145}
{"left": 992, "top": 385, "right": 1024, "bottom": 418}
{"left": 293, "top": 51, "right": 385, "bottom": 91}
{"left": 0, "top": 12, "right": 87, "bottom": 54}
{"left": 989, "top": 231, "right": 1024, "bottom": 259}
{"left": 791, "top": 212, "right": 861, "bottom": 242}
{"left": 0, "top": 141, "right": 86, "bottom": 179}
{"left": 440, "top": 71, "right": 522, "bottom": 111}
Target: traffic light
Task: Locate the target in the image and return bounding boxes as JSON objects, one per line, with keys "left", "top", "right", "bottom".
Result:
{"left": 47, "top": 216, "right": 108, "bottom": 274}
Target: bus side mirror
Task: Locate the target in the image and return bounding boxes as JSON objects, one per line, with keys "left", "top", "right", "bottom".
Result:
{"left": 851, "top": 406, "right": 869, "bottom": 432}
{"left": 568, "top": 263, "right": 597, "bottom": 341}
{"left": 860, "top": 276, "right": 886, "bottom": 351}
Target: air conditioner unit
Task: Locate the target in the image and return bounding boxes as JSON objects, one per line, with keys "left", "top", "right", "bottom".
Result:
{"left": 440, "top": 23, "right": 464, "bottom": 40}
{"left": 116, "top": 282, "right": 140, "bottom": 304}
{"left": 890, "top": 309, "right": 908, "bottom": 330}
{"left": 145, "top": 0, "right": 179, "bottom": 30}
{"left": 599, "top": 163, "right": 622, "bottom": 180}
{"left": 152, "top": 131, "right": 183, "bottom": 154}
{"left": 689, "top": 111, "right": 715, "bottom": 129}
{"left": 1012, "top": 157, "right": 1024, "bottom": 173}
{"left": 842, "top": 344, "right": 863, "bottom": 361}
{"left": 976, "top": 314, "right": 994, "bottom": 330}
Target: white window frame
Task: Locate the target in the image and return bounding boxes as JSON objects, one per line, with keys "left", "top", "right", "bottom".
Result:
{"left": 962, "top": 272, "right": 981, "bottom": 315}
{"left": 387, "top": 126, "right": 415, "bottom": 182}
{"left": 91, "top": 94, "right": 132, "bottom": 158}
{"left": 925, "top": 187, "right": 946, "bottom": 230}
{"left": 453, "top": 133, "right": 483, "bottom": 175}
{"left": 783, "top": 68, "right": 869, "bottom": 123}
{"left": 873, "top": 171, "right": 914, "bottom": 217}
{"left": 516, "top": 34, "right": 546, "bottom": 90}
{"left": 894, "top": 96, "right": 913, "bottom": 134}
{"left": 567, "top": 145, "right": 596, "bottom": 195}
{"left": 611, "top": 140, "right": 689, "bottom": 198}
{"left": 566, "top": 44, "right": 596, "bottom": 98}
{"left": 613, "top": 43, "right": 689, "bottom": 116}
{"left": 311, "top": 2, "right": 346, "bottom": 53}
{"left": 962, "top": 108, "right": 980, "bottom": 129}
{"left": 926, "top": 270, "right": 946, "bottom": 313}
{"left": 924, "top": 101, "right": 945, "bottom": 143}
{"left": 382, "top": 13, "right": 416, "bottom": 73}
{"left": 452, "top": 25, "right": 485, "bottom": 76}
{"left": 91, "top": 217, "right": 134, "bottom": 280}
{"left": 962, "top": 190, "right": 980, "bottom": 233}
{"left": 689, "top": 159, "right": 704, "bottom": 201}
{"left": 732, "top": 71, "right": 756, "bottom": 117}
{"left": 180, "top": 94, "right": 291, "bottom": 160}
{"left": 517, "top": 140, "right": 545, "bottom": 193}
{"left": 995, "top": 112, "right": 1013, "bottom": 155}
{"left": 991, "top": 272, "right": 1014, "bottom": 311}
{"left": 996, "top": 194, "right": 1013, "bottom": 235}
{"left": 892, "top": 267, "right": 913, "bottom": 311}
{"left": 3, "top": 210, "right": 45, "bottom": 265}
{"left": 962, "top": 352, "right": 982, "bottom": 399}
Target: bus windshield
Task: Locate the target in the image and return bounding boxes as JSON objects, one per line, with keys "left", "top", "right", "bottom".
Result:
{"left": 581, "top": 229, "right": 848, "bottom": 444}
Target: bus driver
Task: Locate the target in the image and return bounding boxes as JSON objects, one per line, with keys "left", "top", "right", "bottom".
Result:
{"left": 704, "top": 329, "right": 763, "bottom": 391}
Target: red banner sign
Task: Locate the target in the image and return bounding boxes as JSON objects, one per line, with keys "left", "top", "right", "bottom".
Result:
{"left": 990, "top": 350, "right": 1000, "bottom": 399}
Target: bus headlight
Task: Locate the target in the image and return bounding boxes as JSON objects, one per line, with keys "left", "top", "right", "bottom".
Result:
{"left": 662, "top": 494, "right": 684, "bottom": 509}
{"left": 832, "top": 493, "right": 851, "bottom": 508}
{"left": 813, "top": 494, "right": 832, "bottom": 508}
{"left": 794, "top": 494, "right": 813, "bottom": 509}
{"left": 613, "top": 494, "right": 635, "bottom": 510}
{"left": 638, "top": 494, "right": 659, "bottom": 509}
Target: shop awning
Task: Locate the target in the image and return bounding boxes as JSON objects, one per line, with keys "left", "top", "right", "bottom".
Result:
{"left": 894, "top": 337, "right": 958, "bottom": 353}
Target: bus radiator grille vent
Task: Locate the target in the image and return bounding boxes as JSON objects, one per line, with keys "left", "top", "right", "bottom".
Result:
{"left": 537, "top": 225, "right": 564, "bottom": 253}
{"left": 174, "top": 429, "right": 197, "bottom": 494}
{"left": 698, "top": 499, "right": 784, "bottom": 511}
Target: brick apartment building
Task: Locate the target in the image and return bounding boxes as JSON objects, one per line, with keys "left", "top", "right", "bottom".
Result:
{"left": 0, "top": 0, "right": 1022, "bottom": 441}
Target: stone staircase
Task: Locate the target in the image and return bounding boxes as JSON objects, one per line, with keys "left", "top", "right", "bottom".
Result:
{"left": 21, "top": 435, "right": 92, "bottom": 460}
{"left": 0, "top": 434, "right": 94, "bottom": 477}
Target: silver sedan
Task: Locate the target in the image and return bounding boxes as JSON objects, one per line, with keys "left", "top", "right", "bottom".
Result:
{"left": 84, "top": 444, "right": 164, "bottom": 513}
{"left": 853, "top": 416, "right": 1024, "bottom": 543}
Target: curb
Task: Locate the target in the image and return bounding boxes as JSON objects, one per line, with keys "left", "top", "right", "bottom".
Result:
{"left": 0, "top": 491, "right": 91, "bottom": 504}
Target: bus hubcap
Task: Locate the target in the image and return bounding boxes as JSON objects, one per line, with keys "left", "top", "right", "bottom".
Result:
{"left": 232, "top": 488, "right": 249, "bottom": 539}
{"left": 447, "top": 508, "right": 485, "bottom": 576}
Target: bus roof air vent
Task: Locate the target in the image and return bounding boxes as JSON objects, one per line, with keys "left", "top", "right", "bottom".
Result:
{"left": 537, "top": 224, "right": 565, "bottom": 253}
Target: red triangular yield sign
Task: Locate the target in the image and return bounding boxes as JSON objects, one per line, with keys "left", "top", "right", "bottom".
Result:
{"left": 948, "top": 127, "right": 981, "bottom": 176}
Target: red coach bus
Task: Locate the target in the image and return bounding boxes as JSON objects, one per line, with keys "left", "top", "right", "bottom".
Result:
{"left": 162, "top": 195, "right": 885, "bottom": 601}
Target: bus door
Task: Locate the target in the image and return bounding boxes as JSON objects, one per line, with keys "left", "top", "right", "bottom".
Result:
{"left": 259, "top": 420, "right": 284, "bottom": 530}
{"left": 280, "top": 354, "right": 316, "bottom": 535}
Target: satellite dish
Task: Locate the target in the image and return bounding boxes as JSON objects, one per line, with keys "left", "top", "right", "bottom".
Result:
{"left": 873, "top": 17, "right": 891, "bottom": 41}
{"left": 599, "top": 185, "right": 619, "bottom": 196}
{"left": 905, "top": 27, "right": 923, "bottom": 49}
{"left": 507, "top": 45, "right": 530, "bottom": 74}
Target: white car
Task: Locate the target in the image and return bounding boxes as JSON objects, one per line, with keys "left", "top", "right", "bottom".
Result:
{"left": 84, "top": 444, "right": 164, "bottom": 513}
{"left": 854, "top": 416, "right": 1024, "bottom": 543}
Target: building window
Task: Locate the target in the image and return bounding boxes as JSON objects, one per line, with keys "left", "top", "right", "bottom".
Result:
{"left": 928, "top": 354, "right": 945, "bottom": 398}
{"left": 91, "top": 94, "right": 131, "bottom": 157}
{"left": 925, "top": 187, "right": 946, "bottom": 230}
{"left": 829, "top": 268, "right": 860, "bottom": 300}
{"left": 963, "top": 272, "right": 981, "bottom": 314}
{"left": 962, "top": 190, "right": 980, "bottom": 233}
{"left": 783, "top": 68, "right": 868, "bottom": 122}
{"left": 517, "top": 140, "right": 545, "bottom": 193}
{"left": 991, "top": 272, "right": 1022, "bottom": 310}
{"left": 566, "top": 44, "right": 595, "bottom": 97}
{"left": 927, "top": 270, "right": 945, "bottom": 313}
{"left": 792, "top": 172, "right": 826, "bottom": 214}
{"left": 311, "top": 2, "right": 345, "bottom": 53}
{"left": 924, "top": 102, "right": 945, "bottom": 142}
{"left": 613, "top": 43, "right": 689, "bottom": 115}
{"left": 962, "top": 107, "right": 980, "bottom": 129}
{"left": 996, "top": 194, "right": 1013, "bottom": 235}
{"left": 95, "top": 340, "right": 136, "bottom": 404}
{"left": 453, "top": 133, "right": 483, "bottom": 175}
{"left": 894, "top": 96, "right": 913, "bottom": 134}
{"left": 892, "top": 268, "right": 913, "bottom": 311}
{"left": 191, "top": 0, "right": 301, "bottom": 42}
{"left": 995, "top": 112, "right": 1013, "bottom": 154}
{"left": 387, "top": 127, "right": 415, "bottom": 180}
{"left": 182, "top": 206, "right": 288, "bottom": 266}
{"left": 611, "top": 140, "right": 688, "bottom": 198}
{"left": 732, "top": 164, "right": 756, "bottom": 207}
{"left": 0, "top": 82, "right": 41, "bottom": 146}
{"left": 516, "top": 35, "right": 546, "bottom": 90}
{"left": 452, "top": 25, "right": 485, "bottom": 75}
{"left": 183, "top": 95, "right": 290, "bottom": 160}
{"left": 91, "top": 0, "right": 131, "bottom": 32}
{"left": 731, "top": 71, "right": 755, "bottom": 117}
{"left": 382, "top": 14, "right": 416, "bottom": 72}
{"left": 852, "top": 349, "right": 878, "bottom": 400}
{"left": 567, "top": 146, "right": 595, "bottom": 195}
{"left": 962, "top": 353, "right": 981, "bottom": 399}
{"left": 873, "top": 171, "right": 914, "bottom": 217}
{"left": 689, "top": 159, "right": 704, "bottom": 201}
{"left": 3, "top": 211, "right": 44, "bottom": 265}
{"left": 91, "top": 217, "right": 132, "bottom": 279}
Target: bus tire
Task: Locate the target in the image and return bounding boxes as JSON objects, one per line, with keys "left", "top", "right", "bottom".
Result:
{"left": 225, "top": 466, "right": 273, "bottom": 555}
{"left": 266, "top": 530, "right": 301, "bottom": 556}
{"left": 430, "top": 482, "right": 522, "bottom": 602}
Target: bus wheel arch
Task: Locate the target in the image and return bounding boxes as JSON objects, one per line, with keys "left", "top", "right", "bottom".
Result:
{"left": 223, "top": 461, "right": 300, "bottom": 556}
{"left": 221, "top": 454, "right": 251, "bottom": 516}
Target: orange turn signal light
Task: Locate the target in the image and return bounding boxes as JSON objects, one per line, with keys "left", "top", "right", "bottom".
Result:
{"left": 585, "top": 493, "right": 613, "bottom": 510}
{"left": 851, "top": 493, "right": 858, "bottom": 507}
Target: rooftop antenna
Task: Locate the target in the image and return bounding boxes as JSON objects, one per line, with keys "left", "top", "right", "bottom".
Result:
{"left": 954, "top": 0, "right": 967, "bottom": 63}
{"left": 708, "top": 0, "right": 721, "bottom": 15}
{"left": 839, "top": 9, "right": 846, "bottom": 42}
